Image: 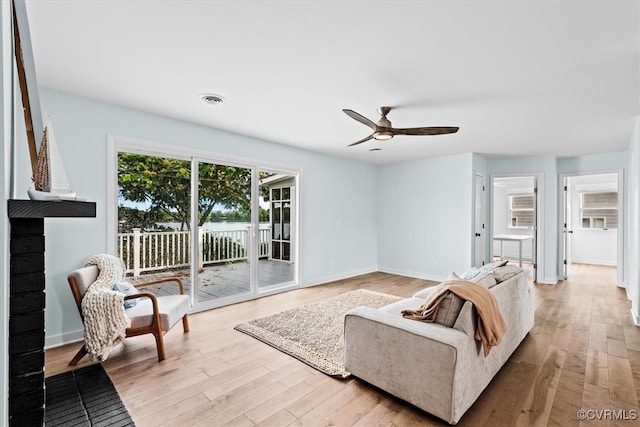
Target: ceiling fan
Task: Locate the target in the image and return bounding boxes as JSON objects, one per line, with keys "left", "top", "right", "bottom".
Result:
{"left": 343, "top": 106, "right": 459, "bottom": 147}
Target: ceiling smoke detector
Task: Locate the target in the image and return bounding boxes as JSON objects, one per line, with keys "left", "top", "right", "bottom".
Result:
{"left": 200, "top": 93, "right": 226, "bottom": 105}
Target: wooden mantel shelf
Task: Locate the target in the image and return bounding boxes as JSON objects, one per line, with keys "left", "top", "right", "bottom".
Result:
{"left": 8, "top": 199, "right": 96, "bottom": 219}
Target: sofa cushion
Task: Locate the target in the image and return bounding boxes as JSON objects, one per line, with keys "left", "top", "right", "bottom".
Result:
{"left": 412, "top": 286, "right": 437, "bottom": 300}
{"left": 470, "top": 271, "right": 497, "bottom": 288}
{"left": 479, "top": 260, "right": 509, "bottom": 272}
{"left": 449, "top": 271, "right": 496, "bottom": 289}
{"left": 381, "top": 297, "right": 424, "bottom": 314}
{"left": 458, "top": 267, "right": 480, "bottom": 280}
{"left": 492, "top": 265, "right": 524, "bottom": 283}
{"left": 458, "top": 260, "right": 507, "bottom": 280}
{"left": 434, "top": 292, "right": 465, "bottom": 327}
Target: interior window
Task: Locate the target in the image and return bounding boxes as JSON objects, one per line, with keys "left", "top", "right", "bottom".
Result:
{"left": 509, "top": 194, "right": 534, "bottom": 228}
{"left": 581, "top": 191, "right": 617, "bottom": 229}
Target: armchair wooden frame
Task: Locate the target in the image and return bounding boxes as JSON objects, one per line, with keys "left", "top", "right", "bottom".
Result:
{"left": 67, "top": 270, "right": 190, "bottom": 366}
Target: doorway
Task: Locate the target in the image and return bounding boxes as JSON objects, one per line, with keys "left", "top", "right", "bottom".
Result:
{"left": 560, "top": 172, "right": 622, "bottom": 282}
{"left": 491, "top": 175, "right": 539, "bottom": 281}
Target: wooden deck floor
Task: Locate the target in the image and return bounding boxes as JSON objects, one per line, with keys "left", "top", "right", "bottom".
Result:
{"left": 45, "top": 264, "right": 640, "bottom": 426}
{"left": 131, "top": 259, "right": 295, "bottom": 302}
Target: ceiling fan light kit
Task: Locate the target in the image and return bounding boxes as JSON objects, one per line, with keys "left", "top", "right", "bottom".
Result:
{"left": 343, "top": 106, "right": 459, "bottom": 147}
{"left": 373, "top": 131, "right": 393, "bottom": 141}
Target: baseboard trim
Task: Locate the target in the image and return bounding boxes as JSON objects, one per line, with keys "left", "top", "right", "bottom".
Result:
{"left": 301, "top": 266, "right": 378, "bottom": 288}
{"left": 535, "top": 276, "right": 558, "bottom": 285}
{"left": 45, "top": 330, "right": 84, "bottom": 350}
{"left": 631, "top": 308, "right": 640, "bottom": 327}
{"left": 377, "top": 267, "right": 445, "bottom": 283}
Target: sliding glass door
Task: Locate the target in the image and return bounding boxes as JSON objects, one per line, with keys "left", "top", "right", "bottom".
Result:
{"left": 113, "top": 144, "right": 299, "bottom": 311}
{"left": 195, "top": 161, "right": 253, "bottom": 306}
{"left": 117, "top": 152, "right": 195, "bottom": 297}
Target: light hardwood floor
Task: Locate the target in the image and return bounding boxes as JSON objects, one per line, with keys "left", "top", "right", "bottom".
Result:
{"left": 45, "top": 264, "right": 640, "bottom": 426}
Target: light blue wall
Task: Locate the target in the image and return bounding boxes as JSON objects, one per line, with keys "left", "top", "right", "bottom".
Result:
{"left": 557, "top": 151, "right": 628, "bottom": 174}
{"left": 14, "top": 89, "right": 379, "bottom": 343}
{"left": 377, "top": 153, "right": 474, "bottom": 281}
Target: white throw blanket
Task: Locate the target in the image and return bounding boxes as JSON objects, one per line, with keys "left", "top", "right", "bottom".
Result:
{"left": 81, "top": 254, "right": 131, "bottom": 361}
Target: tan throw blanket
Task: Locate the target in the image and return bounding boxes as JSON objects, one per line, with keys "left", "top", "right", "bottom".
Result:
{"left": 402, "top": 280, "right": 507, "bottom": 356}
{"left": 81, "top": 254, "right": 131, "bottom": 361}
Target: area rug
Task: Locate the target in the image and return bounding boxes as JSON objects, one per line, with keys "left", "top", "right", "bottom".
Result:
{"left": 45, "top": 363, "right": 135, "bottom": 426}
{"left": 234, "top": 289, "right": 402, "bottom": 378}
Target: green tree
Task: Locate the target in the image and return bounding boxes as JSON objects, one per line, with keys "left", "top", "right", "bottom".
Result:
{"left": 118, "top": 153, "right": 251, "bottom": 229}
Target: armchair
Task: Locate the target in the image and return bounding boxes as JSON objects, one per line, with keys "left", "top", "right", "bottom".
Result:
{"left": 67, "top": 265, "right": 190, "bottom": 365}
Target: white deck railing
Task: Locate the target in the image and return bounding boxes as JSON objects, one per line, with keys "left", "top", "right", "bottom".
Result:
{"left": 118, "top": 227, "right": 271, "bottom": 277}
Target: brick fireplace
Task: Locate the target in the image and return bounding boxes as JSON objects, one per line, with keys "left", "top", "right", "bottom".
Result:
{"left": 8, "top": 199, "right": 95, "bottom": 426}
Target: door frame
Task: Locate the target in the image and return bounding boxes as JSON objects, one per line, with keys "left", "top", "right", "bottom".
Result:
{"left": 490, "top": 173, "right": 543, "bottom": 282}
{"left": 558, "top": 170, "right": 624, "bottom": 285}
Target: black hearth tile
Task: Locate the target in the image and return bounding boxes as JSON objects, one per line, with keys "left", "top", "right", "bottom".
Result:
{"left": 9, "top": 311, "right": 45, "bottom": 335}
{"left": 9, "top": 330, "right": 44, "bottom": 355}
{"left": 10, "top": 252, "right": 45, "bottom": 274}
{"left": 43, "top": 364, "right": 134, "bottom": 427}
{"left": 44, "top": 371, "right": 89, "bottom": 426}
{"left": 9, "top": 272, "right": 45, "bottom": 295}
{"left": 9, "top": 350, "right": 44, "bottom": 376}
{"left": 10, "top": 233, "right": 45, "bottom": 254}
{"left": 9, "top": 370, "right": 44, "bottom": 396}
{"left": 9, "top": 217, "right": 44, "bottom": 234}
{"left": 45, "top": 411, "right": 89, "bottom": 427}
{"left": 8, "top": 410, "right": 44, "bottom": 427}
{"left": 10, "top": 291, "right": 46, "bottom": 315}
{"left": 8, "top": 388, "right": 44, "bottom": 414}
{"left": 92, "top": 408, "right": 135, "bottom": 426}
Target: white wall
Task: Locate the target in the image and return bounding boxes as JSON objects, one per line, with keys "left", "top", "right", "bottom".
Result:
{"left": 377, "top": 153, "right": 474, "bottom": 281}
{"left": 1, "top": 1, "right": 12, "bottom": 421}
{"left": 12, "top": 89, "right": 379, "bottom": 345}
{"left": 627, "top": 119, "right": 640, "bottom": 324}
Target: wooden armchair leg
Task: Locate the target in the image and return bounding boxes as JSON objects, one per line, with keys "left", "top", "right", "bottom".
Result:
{"left": 68, "top": 344, "right": 88, "bottom": 366}
{"left": 154, "top": 332, "right": 166, "bottom": 362}
{"left": 182, "top": 315, "right": 190, "bottom": 333}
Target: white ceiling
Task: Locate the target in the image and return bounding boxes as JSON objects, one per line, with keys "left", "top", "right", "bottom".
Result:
{"left": 23, "top": 0, "right": 640, "bottom": 165}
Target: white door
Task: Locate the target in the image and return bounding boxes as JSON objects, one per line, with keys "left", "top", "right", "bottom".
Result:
{"left": 562, "top": 176, "right": 570, "bottom": 280}
{"left": 474, "top": 174, "right": 486, "bottom": 266}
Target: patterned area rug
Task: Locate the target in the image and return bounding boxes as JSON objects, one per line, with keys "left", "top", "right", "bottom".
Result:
{"left": 234, "top": 289, "right": 402, "bottom": 378}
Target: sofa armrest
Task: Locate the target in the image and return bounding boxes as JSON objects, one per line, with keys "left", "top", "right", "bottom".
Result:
{"left": 344, "top": 306, "right": 475, "bottom": 424}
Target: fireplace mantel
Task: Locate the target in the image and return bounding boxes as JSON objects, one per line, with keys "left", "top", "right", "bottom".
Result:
{"left": 8, "top": 199, "right": 96, "bottom": 219}
{"left": 8, "top": 199, "right": 96, "bottom": 426}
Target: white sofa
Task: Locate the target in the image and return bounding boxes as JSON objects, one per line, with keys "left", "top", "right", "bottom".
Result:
{"left": 344, "top": 266, "right": 534, "bottom": 425}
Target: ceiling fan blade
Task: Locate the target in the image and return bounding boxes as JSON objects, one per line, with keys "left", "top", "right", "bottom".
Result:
{"left": 348, "top": 133, "right": 374, "bottom": 147}
{"left": 343, "top": 109, "right": 377, "bottom": 131}
{"left": 391, "top": 126, "right": 459, "bottom": 136}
